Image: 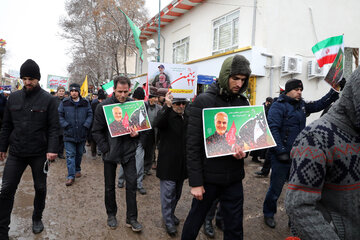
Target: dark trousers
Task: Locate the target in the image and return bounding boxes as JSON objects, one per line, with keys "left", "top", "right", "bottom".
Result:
{"left": 0, "top": 155, "right": 47, "bottom": 238}
{"left": 104, "top": 158, "right": 138, "bottom": 221}
{"left": 205, "top": 198, "right": 222, "bottom": 222}
{"left": 90, "top": 140, "right": 97, "bottom": 156}
{"left": 58, "top": 135, "right": 64, "bottom": 157}
{"left": 260, "top": 149, "right": 272, "bottom": 174}
{"left": 263, "top": 154, "right": 291, "bottom": 217}
{"left": 182, "top": 181, "right": 244, "bottom": 240}
{"left": 143, "top": 131, "right": 156, "bottom": 173}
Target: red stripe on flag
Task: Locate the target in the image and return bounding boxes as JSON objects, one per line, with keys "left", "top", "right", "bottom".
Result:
{"left": 317, "top": 54, "right": 337, "bottom": 67}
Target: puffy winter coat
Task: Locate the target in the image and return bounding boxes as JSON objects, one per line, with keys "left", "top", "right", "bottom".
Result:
{"left": 268, "top": 89, "right": 338, "bottom": 155}
{"left": 58, "top": 97, "right": 93, "bottom": 142}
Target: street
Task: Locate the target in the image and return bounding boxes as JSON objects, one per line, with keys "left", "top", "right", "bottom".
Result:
{"left": 2, "top": 146, "right": 290, "bottom": 239}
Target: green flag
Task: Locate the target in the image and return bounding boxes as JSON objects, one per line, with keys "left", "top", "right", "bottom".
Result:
{"left": 118, "top": 8, "right": 143, "bottom": 61}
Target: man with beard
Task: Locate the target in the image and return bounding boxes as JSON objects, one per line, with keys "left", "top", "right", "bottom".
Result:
{"left": 182, "top": 55, "right": 250, "bottom": 240}
{"left": 0, "top": 59, "right": 59, "bottom": 238}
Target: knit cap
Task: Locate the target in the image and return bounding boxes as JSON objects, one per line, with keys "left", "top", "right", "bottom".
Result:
{"left": 69, "top": 83, "right": 80, "bottom": 93}
{"left": 132, "top": 87, "right": 145, "bottom": 100}
{"left": 20, "top": 59, "right": 41, "bottom": 80}
{"left": 285, "top": 79, "right": 303, "bottom": 93}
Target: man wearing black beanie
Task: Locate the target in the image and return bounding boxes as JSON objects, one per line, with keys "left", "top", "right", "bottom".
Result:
{"left": 262, "top": 78, "right": 339, "bottom": 229}
{"left": 0, "top": 59, "right": 59, "bottom": 238}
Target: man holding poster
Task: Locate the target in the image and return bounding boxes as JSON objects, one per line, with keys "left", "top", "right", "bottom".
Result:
{"left": 182, "top": 55, "right": 251, "bottom": 240}
{"left": 92, "top": 76, "right": 143, "bottom": 232}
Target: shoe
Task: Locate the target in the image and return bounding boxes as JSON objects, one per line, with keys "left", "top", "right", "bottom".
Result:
{"left": 107, "top": 215, "right": 118, "bottom": 229}
{"left": 264, "top": 216, "right": 276, "bottom": 228}
{"left": 165, "top": 224, "right": 177, "bottom": 236}
{"left": 32, "top": 220, "right": 44, "bottom": 234}
{"left": 255, "top": 171, "right": 269, "bottom": 177}
{"left": 203, "top": 220, "right": 215, "bottom": 238}
{"left": 117, "top": 182, "right": 124, "bottom": 188}
{"left": 75, "top": 172, "right": 82, "bottom": 178}
{"left": 65, "top": 179, "right": 74, "bottom": 186}
{"left": 173, "top": 215, "right": 180, "bottom": 226}
{"left": 126, "top": 219, "right": 143, "bottom": 232}
{"left": 215, "top": 219, "right": 224, "bottom": 231}
{"left": 138, "top": 187, "right": 147, "bottom": 195}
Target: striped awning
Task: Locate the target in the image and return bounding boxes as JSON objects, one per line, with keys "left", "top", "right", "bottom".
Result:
{"left": 140, "top": 0, "right": 205, "bottom": 40}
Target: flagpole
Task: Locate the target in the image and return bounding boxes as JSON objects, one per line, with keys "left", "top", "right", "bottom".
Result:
{"left": 157, "top": 0, "right": 161, "bottom": 62}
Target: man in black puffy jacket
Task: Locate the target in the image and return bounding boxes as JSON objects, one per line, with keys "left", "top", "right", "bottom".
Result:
{"left": 181, "top": 55, "right": 250, "bottom": 240}
{"left": 0, "top": 59, "right": 59, "bottom": 239}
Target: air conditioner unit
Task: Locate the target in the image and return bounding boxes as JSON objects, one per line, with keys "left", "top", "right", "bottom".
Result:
{"left": 307, "top": 59, "right": 329, "bottom": 78}
{"left": 281, "top": 56, "right": 302, "bottom": 74}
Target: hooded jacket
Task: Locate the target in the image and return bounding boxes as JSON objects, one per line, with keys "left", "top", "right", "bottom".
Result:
{"left": 186, "top": 55, "right": 251, "bottom": 187}
{"left": 285, "top": 67, "right": 360, "bottom": 240}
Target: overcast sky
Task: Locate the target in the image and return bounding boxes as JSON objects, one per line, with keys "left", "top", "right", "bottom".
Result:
{"left": 0, "top": 0, "right": 172, "bottom": 86}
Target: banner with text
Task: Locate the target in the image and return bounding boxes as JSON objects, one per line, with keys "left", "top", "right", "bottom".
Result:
{"left": 103, "top": 100, "right": 151, "bottom": 138}
{"left": 47, "top": 75, "right": 69, "bottom": 91}
{"left": 203, "top": 105, "right": 276, "bottom": 158}
{"left": 147, "top": 62, "right": 197, "bottom": 98}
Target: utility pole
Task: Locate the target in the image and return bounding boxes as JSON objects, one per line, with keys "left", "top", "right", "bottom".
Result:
{"left": 157, "top": 0, "right": 161, "bottom": 62}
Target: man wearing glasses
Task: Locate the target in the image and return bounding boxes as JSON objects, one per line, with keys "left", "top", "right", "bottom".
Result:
{"left": 0, "top": 59, "right": 59, "bottom": 239}
{"left": 154, "top": 91, "right": 188, "bottom": 236}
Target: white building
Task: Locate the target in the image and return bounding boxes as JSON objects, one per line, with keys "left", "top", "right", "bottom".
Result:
{"left": 133, "top": 0, "right": 360, "bottom": 123}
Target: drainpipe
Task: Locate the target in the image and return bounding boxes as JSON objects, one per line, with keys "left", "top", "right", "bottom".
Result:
{"left": 160, "top": 33, "right": 165, "bottom": 62}
{"left": 261, "top": 53, "right": 275, "bottom": 97}
{"left": 251, "top": 0, "right": 257, "bottom": 46}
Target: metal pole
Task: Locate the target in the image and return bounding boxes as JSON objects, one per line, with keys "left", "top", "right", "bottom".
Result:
{"left": 157, "top": 0, "right": 161, "bottom": 62}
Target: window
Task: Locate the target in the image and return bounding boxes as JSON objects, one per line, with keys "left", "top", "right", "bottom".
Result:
{"left": 212, "top": 10, "right": 239, "bottom": 55}
{"left": 173, "top": 37, "right": 189, "bottom": 64}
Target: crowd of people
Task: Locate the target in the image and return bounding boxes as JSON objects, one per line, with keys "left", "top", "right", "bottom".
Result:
{"left": 0, "top": 56, "right": 358, "bottom": 240}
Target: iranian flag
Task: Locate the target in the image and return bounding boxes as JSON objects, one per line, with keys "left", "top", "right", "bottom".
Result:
{"left": 102, "top": 80, "right": 114, "bottom": 96}
{"left": 312, "top": 35, "right": 344, "bottom": 67}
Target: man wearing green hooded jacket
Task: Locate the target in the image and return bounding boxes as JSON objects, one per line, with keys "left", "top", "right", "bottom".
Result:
{"left": 181, "top": 55, "right": 251, "bottom": 240}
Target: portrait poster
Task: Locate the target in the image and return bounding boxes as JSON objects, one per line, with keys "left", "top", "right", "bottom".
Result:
{"left": 324, "top": 48, "right": 344, "bottom": 92}
{"left": 47, "top": 75, "right": 69, "bottom": 91}
{"left": 147, "top": 62, "right": 197, "bottom": 98}
{"left": 103, "top": 100, "right": 151, "bottom": 138}
{"left": 203, "top": 105, "right": 276, "bottom": 158}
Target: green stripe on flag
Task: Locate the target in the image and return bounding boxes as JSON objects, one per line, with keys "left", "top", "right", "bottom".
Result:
{"left": 118, "top": 8, "right": 143, "bottom": 61}
{"left": 102, "top": 80, "right": 114, "bottom": 92}
{"left": 312, "top": 35, "right": 343, "bottom": 53}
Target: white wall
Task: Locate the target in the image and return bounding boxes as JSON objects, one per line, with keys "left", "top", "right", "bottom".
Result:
{"left": 139, "top": 0, "right": 360, "bottom": 123}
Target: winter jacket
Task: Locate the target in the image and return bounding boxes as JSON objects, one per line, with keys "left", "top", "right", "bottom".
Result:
{"left": 91, "top": 95, "right": 138, "bottom": 164}
{"left": 155, "top": 105, "right": 188, "bottom": 181}
{"left": 58, "top": 97, "right": 93, "bottom": 143}
{"left": 285, "top": 67, "right": 360, "bottom": 240}
{"left": 186, "top": 82, "right": 249, "bottom": 187}
{"left": 0, "top": 86, "right": 59, "bottom": 157}
{"left": 268, "top": 89, "right": 338, "bottom": 156}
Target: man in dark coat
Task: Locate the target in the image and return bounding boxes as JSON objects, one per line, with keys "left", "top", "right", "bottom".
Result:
{"left": 55, "top": 86, "right": 66, "bottom": 159}
{"left": 262, "top": 78, "right": 339, "bottom": 229}
{"left": 90, "top": 89, "right": 106, "bottom": 157}
{"left": 181, "top": 55, "right": 250, "bottom": 240}
{"left": 92, "top": 76, "right": 143, "bottom": 232}
{"left": 0, "top": 59, "right": 59, "bottom": 238}
{"left": 155, "top": 91, "right": 188, "bottom": 236}
{"left": 58, "top": 83, "right": 93, "bottom": 186}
